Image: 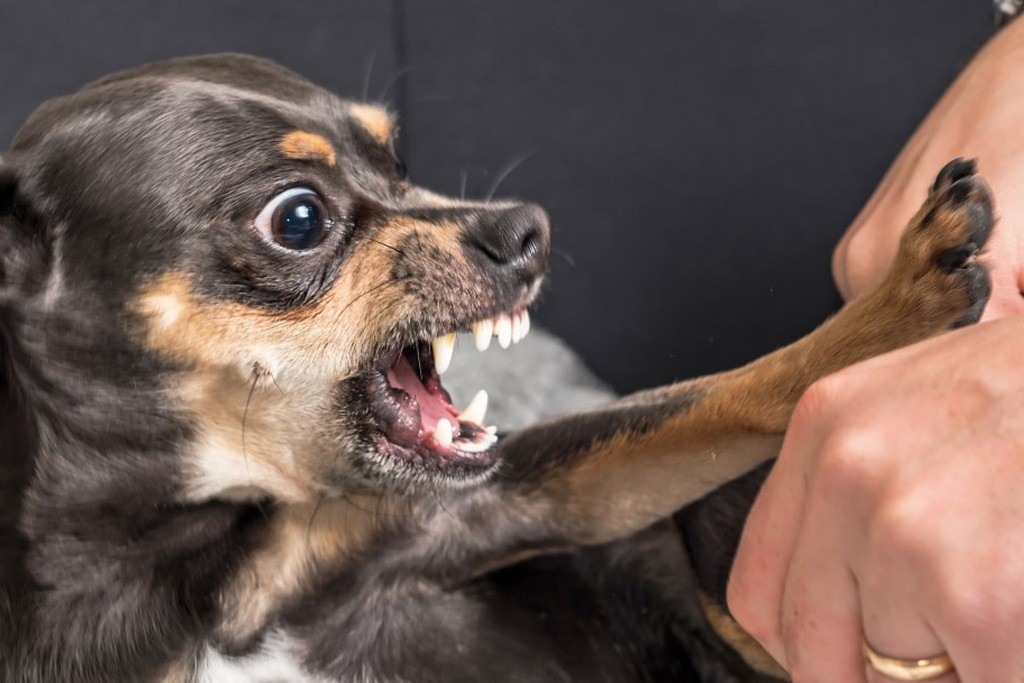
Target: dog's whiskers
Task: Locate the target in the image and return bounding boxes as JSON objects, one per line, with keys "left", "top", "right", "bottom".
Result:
{"left": 377, "top": 66, "right": 411, "bottom": 103}
{"left": 336, "top": 276, "right": 408, "bottom": 319}
{"left": 553, "top": 247, "right": 577, "bottom": 267}
{"left": 361, "top": 52, "right": 376, "bottom": 103}
{"left": 365, "top": 236, "right": 404, "bottom": 255}
{"left": 241, "top": 364, "right": 262, "bottom": 492}
{"left": 269, "top": 371, "right": 287, "bottom": 396}
{"left": 428, "top": 484, "right": 455, "bottom": 520}
{"left": 304, "top": 494, "right": 327, "bottom": 574}
{"left": 484, "top": 152, "right": 535, "bottom": 202}
{"left": 339, "top": 491, "right": 379, "bottom": 517}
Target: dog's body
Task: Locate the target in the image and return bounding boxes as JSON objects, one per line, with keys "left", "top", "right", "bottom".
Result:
{"left": 0, "top": 54, "right": 993, "bottom": 683}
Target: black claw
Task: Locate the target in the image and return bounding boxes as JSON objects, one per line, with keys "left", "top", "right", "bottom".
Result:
{"left": 950, "top": 267, "right": 992, "bottom": 328}
{"left": 932, "top": 157, "right": 977, "bottom": 192}
{"left": 964, "top": 200, "right": 995, "bottom": 247}
{"left": 945, "top": 176, "right": 975, "bottom": 207}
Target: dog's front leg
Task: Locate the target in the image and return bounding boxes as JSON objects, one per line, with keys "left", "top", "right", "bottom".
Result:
{"left": 275, "top": 161, "right": 990, "bottom": 683}
{"left": 463, "top": 159, "right": 992, "bottom": 558}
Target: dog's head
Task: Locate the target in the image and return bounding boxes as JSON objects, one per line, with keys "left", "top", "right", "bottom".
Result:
{"left": 0, "top": 54, "right": 549, "bottom": 503}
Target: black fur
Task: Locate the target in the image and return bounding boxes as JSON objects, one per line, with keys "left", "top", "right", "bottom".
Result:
{"left": 498, "top": 384, "right": 707, "bottom": 485}
{"left": 3, "top": 53, "right": 693, "bottom": 683}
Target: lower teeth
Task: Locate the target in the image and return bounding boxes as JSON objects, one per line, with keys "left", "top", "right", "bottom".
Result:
{"left": 432, "top": 418, "right": 454, "bottom": 447}
{"left": 430, "top": 417, "right": 498, "bottom": 453}
{"left": 454, "top": 437, "right": 495, "bottom": 454}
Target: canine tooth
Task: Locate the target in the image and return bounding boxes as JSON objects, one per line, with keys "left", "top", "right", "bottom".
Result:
{"left": 432, "top": 333, "right": 456, "bottom": 375}
{"left": 485, "top": 426, "right": 498, "bottom": 436}
{"left": 521, "top": 310, "right": 531, "bottom": 338}
{"left": 473, "top": 319, "right": 493, "bottom": 351}
{"left": 458, "top": 389, "right": 488, "bottom": 425}
{"left": 511, "top": 314, "right": 523, "bottom": 344}
{"left": 432, "top": 418, "right": 453, "bottom": 447}
{"left": 496, "top": 315, "right": 513, "bottom": 349}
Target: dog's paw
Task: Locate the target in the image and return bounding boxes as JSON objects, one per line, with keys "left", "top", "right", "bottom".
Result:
{"left": 888, "top": 157, "right": 993, "bottom": 329}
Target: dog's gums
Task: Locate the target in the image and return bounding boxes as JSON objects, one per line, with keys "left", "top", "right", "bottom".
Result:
{"left": 363, "top": 310, "right": 530, "bottom": 469}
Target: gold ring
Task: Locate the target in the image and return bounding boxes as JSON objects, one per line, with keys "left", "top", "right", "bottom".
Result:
{"left": 862, "top": 640, "right": 954, "bottom": 681}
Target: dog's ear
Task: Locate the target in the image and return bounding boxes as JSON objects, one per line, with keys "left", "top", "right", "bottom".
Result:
{"left": 0, "top": 154, "right": 18, "bottom": 397}
{"left": 0, "top": 155, "right": 14, "bottom": 210}
{"left": 0, "top": 155, "right": 55, "bottom": 309}
{"left": 0, "top": 154, "right": 34, "bottom": 305}
{"left": 0, "top": 155, "right": 15, "bottom": 298}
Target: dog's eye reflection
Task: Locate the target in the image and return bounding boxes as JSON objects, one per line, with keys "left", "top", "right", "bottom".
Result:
{"left": 255, "top": 187, "right": 332, "bottom": 250}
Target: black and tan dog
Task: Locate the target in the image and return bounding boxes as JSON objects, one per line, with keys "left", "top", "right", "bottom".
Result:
{"left": 0, "top": 54, "right": 993, "bottom": 682}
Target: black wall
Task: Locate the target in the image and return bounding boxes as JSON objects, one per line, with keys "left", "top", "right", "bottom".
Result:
{"left": 0, "top": 1, "right": 993, "bottom": 392}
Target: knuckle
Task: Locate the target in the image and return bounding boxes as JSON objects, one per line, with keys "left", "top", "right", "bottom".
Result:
{"left": 938, "top": 575, "right": 1007, "bottom": 638}
{"left": 868, "top": 493, "right": 935, "bottom": 560}
{"left": 791, "top": 376, "right": 893, "bottom": 498}
{"left": 813, "top": 425, "right": 886, "bottom": 496}
{"left": 794, "top": 375, "right": 843, "bottom": 425}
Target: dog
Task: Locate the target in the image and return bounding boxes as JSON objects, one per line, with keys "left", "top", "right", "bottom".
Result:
{"left": 0, "top": 54, "right": 993, "bottom": 682}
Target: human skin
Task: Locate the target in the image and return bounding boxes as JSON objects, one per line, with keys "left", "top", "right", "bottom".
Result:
{"left": 727, "top": 18, "right": 1024, "bottom": 683}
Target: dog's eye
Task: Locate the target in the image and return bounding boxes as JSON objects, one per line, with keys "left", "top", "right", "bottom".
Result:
{"left": 394, "top": 153, "right": 408, "bottom": 181}
{"left": 255, "top": 188, "right": 332, "bottom": 250}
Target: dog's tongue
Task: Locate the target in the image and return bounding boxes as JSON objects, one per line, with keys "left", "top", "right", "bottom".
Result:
{"left": 370, "top": 344, "right": 496, "bottom": 455}
{"left": 386, "top": 355, "right": 458, "bottom": 436}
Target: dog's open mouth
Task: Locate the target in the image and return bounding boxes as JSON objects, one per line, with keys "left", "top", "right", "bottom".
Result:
{"left": 362, "top": 309, "right": 531, "bottom": 471}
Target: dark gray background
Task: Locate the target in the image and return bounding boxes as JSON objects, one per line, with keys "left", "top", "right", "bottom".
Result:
{"left": 0, "top": 1, "right": 993, "bottom": 392}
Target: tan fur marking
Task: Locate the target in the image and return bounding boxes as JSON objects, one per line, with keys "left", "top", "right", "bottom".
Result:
{"left": 697, "top": 592, "right": 788, "bottom": 678}
{"left": 135, "top": 216, "right": 472, "bottom": 501}
{"left": 279, "top": 130, "right": 337, "bottom": 166}
{"left": 348, "top": 103, "right": 394, "bottom": 144}
{"left": 155, "top": 655, "right": 195, "bottom": 683}
{"left": 137, "top": 218, "right": 467, "bottom": 380}
{"left": 563, "top": 420, "right": 781, "bottom": 545}
{"left": 176, "top": 366, "right": 326, "bottom": 502}
{"left": 216, "top": 495, "right": 399, "bottom": 643}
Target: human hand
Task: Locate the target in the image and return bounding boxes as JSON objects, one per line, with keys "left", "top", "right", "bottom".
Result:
{"left": 833, "top": 17, "right": 1024, "bottom": 321}
{"left": 727, "top": 16, "right": 1024, "bottom": 682}
{"left": 727, "top": 315, "right": 1024, "bottom": 682}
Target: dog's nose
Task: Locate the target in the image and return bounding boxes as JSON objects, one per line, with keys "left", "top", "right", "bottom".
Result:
{"left": 467, "top": 204, "right": 550, "bottom": 281}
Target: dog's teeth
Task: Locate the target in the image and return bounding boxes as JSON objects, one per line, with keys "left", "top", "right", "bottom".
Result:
{"left": 432, "top": 418, "right": 454, "bottom": 447}
{"left": 521, "top": 310, "right": 531, "bottom": 338}
{"left": 432, "top": 333, "right": 457, "bottom": 375}
{"left": 458, "top": 389, "right": 488, "bottom": 425}
{"left": 456, "top": 439, "right": 492, "bottom": 453}
{"left": 511, "top": 313, "right": 523, "bottom": 344}
{"left": 473, "top": 319, "right": 493, "bottom": 351}
{"left": 485, "top": 425, "right": 498, "bottom": 436}
{"left": 496, "top": 315, "right": 513, "bottom": 349}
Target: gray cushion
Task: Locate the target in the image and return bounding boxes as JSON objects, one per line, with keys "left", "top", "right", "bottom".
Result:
{"left": 443, "top": 327, "right": 616, "bottom": 432}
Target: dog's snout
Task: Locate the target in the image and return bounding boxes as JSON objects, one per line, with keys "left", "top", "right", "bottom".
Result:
{"left": 469, "top": 204, "right": 550, "bottom": 280}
